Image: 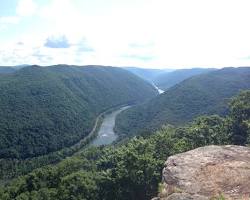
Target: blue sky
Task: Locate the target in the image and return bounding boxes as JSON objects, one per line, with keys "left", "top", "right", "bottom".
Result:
{"left": 1, "top": 0, "right": 250, "bottom": 68}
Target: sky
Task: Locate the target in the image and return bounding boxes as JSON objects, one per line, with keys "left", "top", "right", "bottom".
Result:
{"left": 1, "top": 0, "right": 250, "bottom": 69}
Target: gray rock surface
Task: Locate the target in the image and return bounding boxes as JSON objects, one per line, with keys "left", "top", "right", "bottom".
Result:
{"left": 158, "top": 145, "right": 250, "bottom": 200}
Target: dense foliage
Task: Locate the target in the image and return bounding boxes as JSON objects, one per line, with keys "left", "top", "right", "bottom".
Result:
{"left": 0, "top": 123, "right": 225, "bottom": 200}
{"left": 0, "top": 65, "right": 157, "bottom": 159}
{"left": 1, "top": 91, "right": 249, "bottom": 200}
{"left": 153, "top": 68, "right": 215, "bottom": 90}
{"left": 227, "top": 90, "right": 250, "bottom": 144}
{"left": 115, "top": 67, "right": 250, "bottom": 136}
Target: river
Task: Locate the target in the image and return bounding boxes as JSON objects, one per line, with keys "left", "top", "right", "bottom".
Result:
{"left": 91, "top": 106, "right": 130, "bottom": 146}
{"left": 152, "top": 83, "right": 164, "bottom": 94}
{"left": 91, "top": 83, "right": 164, "bottom": 146}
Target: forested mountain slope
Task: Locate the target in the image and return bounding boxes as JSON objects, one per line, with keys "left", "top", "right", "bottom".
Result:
{"left": 124, "top": 67, "right": 171, "bottom": 82}
{"left": 154, "top": 68, "right": 215, "bottom": 90}
{"left": 0, "top": 65, "right": 157, "bottom": 159}
{"left": 115, "top": 67, "right": 250, "bottom": 136}
{"left": 1, "top": 90, "right": 249, "bottom": 200}
{"left": 0, "top": 66, "right": 16, "bottom": 74}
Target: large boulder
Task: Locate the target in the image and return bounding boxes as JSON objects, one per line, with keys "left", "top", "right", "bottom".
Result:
{"left": 158, "top": 145, "right": 250, "bottom": 200}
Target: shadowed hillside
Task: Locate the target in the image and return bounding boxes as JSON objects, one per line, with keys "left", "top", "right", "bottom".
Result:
{"left": 124, "top": 67, "right": 172, "bottom": 82}
{"left": 0, "top": 65, "right": 157, "bottom": 159}
{"left": 115, "top": 67, "right": 250, "bottom": 136}
{"left": 154, "top": 68, "right": 215, "bottom": 90}
{"left": 1, "top": 90, "right": 249, "bottom": 200}
{"left": 0, "top": 67, "right": 16, "bottom": 74}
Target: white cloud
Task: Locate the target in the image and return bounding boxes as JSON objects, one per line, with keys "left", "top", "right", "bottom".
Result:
{"left": 0, "top": 0, "right": 37, "bottom": 32}
{"left": 0, "top": 16, "right": 19, "bottom": 31}
{"left": 0, "top": 16, "right": 20, "bottom": 24}
{"left": 16, "top": 0, "right": 37, "bottom": 16}
{"left": 1, "top": 0, "right": 250, "bottom": 68}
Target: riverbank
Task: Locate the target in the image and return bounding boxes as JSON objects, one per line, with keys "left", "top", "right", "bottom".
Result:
{"left": 0, "top": 104, "right": 131, "bottom": 182}
{"left": 91, "top": 106, "right": 131, "bottom": 146}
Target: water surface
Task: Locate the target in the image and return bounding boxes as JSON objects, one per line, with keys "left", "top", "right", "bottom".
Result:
{"left": 152, "top": 83, "right": 164, "bottom": 94}
{"left": 91, "top": 106, "right": 130, "bottom": 146}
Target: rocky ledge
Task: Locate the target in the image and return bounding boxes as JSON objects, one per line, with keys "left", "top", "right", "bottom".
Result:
{"left": 155, "top": 145, "right": 250, "bottom": 200}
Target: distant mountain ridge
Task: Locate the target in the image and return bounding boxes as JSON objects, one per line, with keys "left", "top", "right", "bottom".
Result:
{"left": 115, "top": 67, "right": 250, "bottom": 136}
{"left": 0, "top": 66, "right": 16, "bottom": 74}
{"left": 0, "top": 65, "right": 157, "bottom": 159}
{"left": 123, "top": 67, "right": 173, "bottom": 82}
{"left": 154, "top": 68, "right": 216, "bottom": 90}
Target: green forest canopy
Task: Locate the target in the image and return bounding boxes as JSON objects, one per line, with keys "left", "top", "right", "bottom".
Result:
{"left": 0, "top": 65, "right": 157, "bottom": 159}
{"left": 115, "top": 67, "right": 250, "bottom": 136}
{"left": 1, "top": 90, "right": 249, "bottom": 200}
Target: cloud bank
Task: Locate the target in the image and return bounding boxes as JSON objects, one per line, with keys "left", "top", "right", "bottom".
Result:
{"left": 1, "top": 0, "right": 250, "bottom": 68}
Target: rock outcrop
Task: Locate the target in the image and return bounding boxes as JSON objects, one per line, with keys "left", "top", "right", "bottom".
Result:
{"left": 156, "top": 145, "right": 250, "bottom": 200}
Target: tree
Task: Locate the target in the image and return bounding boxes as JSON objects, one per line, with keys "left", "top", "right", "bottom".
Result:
{"left": 228, "top": 90, "right": 250, "bottom": 145}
